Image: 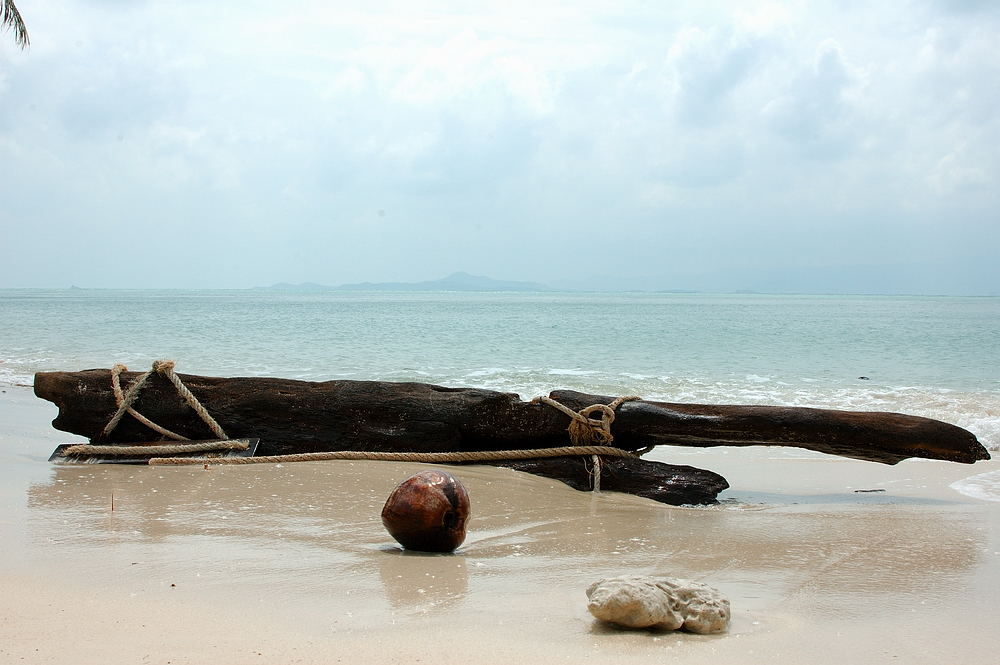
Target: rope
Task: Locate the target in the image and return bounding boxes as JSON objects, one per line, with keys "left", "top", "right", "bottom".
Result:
{"left": 531, "top": 394, "right": 640, "bottom": 445}
{"left": 155, "top": 361, "right": 228, "bottom": 440}
{"left": 530, "top": 394, "right": 641, "bottom": 491}
{"left": 99, "top": 369, "right": 645, "bottom": 493}
{"left": 98, "top": 360, "right": 228, "bottom": 442}
{"left": 148, "top": 445, "right": 637, "bottom": 466}
{"left": 63, "top": 440, "right": 249, "bottom": 457}
{"left": 100, "top": 364, "right": 169, "bottom": 439}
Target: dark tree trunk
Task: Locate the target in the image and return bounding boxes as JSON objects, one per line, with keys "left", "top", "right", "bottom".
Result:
{"left": 34, "top": 369, "right": 988, "bottom": 464}
{"left": 32, "top": 369, "right": 989, "bottom": 505}
{"left": 491, "top": 456, "right": 729, "bottom": 506}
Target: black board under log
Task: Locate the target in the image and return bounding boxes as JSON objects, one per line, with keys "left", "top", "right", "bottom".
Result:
{"left": 33, "top": 369, "right": 989, "bottom": 505}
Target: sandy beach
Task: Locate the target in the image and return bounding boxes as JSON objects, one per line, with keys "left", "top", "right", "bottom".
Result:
{"left": 2, "top": 384, "right": 998, "bottom": 664}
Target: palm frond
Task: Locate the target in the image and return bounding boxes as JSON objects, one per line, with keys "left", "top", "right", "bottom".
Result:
{"left": 1, "top": 0, "right": 29, "bottom": 50}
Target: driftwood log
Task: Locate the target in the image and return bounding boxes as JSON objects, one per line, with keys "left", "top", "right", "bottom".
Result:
{"left": 33, "top": 369, "right": 989, "bottom": 505}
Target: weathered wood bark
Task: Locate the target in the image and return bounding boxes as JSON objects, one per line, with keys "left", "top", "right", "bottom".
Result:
{"left": 557, "top": 390, "right": 990, "bottom": 465}
{"left": 32, "top": 369, "right": 988, "bottom": 505}
{"left": 34, "top": 369, "right": 989, "bottom": 464}
{"left": 491, "top": 457, "right": 729, "bottom": 506}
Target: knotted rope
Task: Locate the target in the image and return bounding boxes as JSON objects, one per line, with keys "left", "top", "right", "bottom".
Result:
{"left": 147, "top": 445, "right": 637, "bottom": 466}
{"left": 530, "top": 394, "right": 640, "bottom": 446}
{"left": 99, "top": 360, "right": 228, "bottom": 442}
{"left": 530, "top": 394, "right": 641, "bottom": 491}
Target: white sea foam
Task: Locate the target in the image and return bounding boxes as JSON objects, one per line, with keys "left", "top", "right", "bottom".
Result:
{"left": 0, "top": 366, "right": 25, "bottom": 386}
{"left": 463, "top": 367, "right": 511, "bottom": 378}
{"left": 547, "top": 368, "right": 597, "bottom": 376}
{"left": 3, "top": 290, "right": 998, "bottom": 452}
{"left": 0, "top": 361, "right": 35, "bottom": 386}
{"left": 950, "top": 470, "right": 1000, "bottom": 502}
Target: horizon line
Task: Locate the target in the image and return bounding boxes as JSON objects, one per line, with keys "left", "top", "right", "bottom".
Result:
{"left": 0, "top": 286, "right": 997, "bottom": 298}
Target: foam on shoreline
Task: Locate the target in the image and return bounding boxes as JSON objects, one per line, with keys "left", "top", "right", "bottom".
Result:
{"left": 951, "top": 469, "right": 1000, "bottom": 502}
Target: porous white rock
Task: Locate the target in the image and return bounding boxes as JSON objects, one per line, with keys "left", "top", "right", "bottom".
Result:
{"left": 586, "top": 575, "right": 730, "bottom": 634}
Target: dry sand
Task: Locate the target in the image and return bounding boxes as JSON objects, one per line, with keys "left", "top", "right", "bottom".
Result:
{"left": 1, "top": 384, "right": 998, "bottom": 664}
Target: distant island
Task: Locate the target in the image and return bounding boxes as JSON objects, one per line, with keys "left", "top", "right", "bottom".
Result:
{"left": 258, "top": 272, "right": 555, "bottom": 293}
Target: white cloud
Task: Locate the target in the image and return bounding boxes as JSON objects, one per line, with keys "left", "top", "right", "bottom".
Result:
{"left": 928, "top": 148, "right": 991, "bottom": 194}
{"left": 0, "top": 0, "right": 998, "bottom": 293}
{"left": 761, "top": 39, "right": 863, "bottom": 159}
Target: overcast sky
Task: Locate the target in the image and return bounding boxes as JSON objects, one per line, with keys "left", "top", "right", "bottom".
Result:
{"left": 1, "top": 0, "right": 998, "bottom": 293}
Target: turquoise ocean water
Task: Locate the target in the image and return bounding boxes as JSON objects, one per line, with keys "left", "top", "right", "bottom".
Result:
{"left": 2, "top": 289, "right": 998, "bottom": 454}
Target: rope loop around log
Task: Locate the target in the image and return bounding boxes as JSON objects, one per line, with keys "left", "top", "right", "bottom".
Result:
{"left": 99, "top": 360, "right": 228, "bottom": 442}
{"left": 531, "top": 394, "right": 640, "bottom": 446}
{"left": 531, "top": 394, "right": 641, "bottom": 491}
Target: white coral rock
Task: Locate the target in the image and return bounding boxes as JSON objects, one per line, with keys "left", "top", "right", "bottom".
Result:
{"left": 586, "top": 575, "right": 730, "bottom": 634}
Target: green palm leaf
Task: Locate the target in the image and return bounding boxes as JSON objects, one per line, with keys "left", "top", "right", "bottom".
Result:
{"left": 2, "top": 0, "right": 29, "bottom": 49}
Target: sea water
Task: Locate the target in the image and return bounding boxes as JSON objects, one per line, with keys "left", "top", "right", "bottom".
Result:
{"left": 2, "top": 289, "right": 998, "bottom": 491}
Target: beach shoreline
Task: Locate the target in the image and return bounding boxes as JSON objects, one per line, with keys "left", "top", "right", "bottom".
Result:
{"left": 2, "top": 384, "right": 999, "bottom": 664}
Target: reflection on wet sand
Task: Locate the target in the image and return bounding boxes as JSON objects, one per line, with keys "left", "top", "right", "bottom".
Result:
{"left": 7, "top": 382, "right": 1000, "bottom": 665}
{"left": 377, "top": 549, "right": 469, "bottom": 611}
{"left": 28, "top": 461, "right": 398, "bottom": 547}
{"left": 25, "top": 458, "right": 988, "bottom": 620}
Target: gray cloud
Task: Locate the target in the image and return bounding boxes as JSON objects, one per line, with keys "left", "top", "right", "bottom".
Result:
{"left": 668, "top": 27, "right": 769, "bottom": 127}
{"left": 762, "top": 40, "right": 860, "bottom": 159}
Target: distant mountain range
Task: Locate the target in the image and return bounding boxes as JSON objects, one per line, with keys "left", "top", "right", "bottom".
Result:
{"left": 258, "top": 272, "right": 554, "bottom": 292}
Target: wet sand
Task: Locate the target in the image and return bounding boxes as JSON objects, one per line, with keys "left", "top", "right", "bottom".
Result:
{"left": 2, "top": 385, "right": 998, "bottom": 664}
